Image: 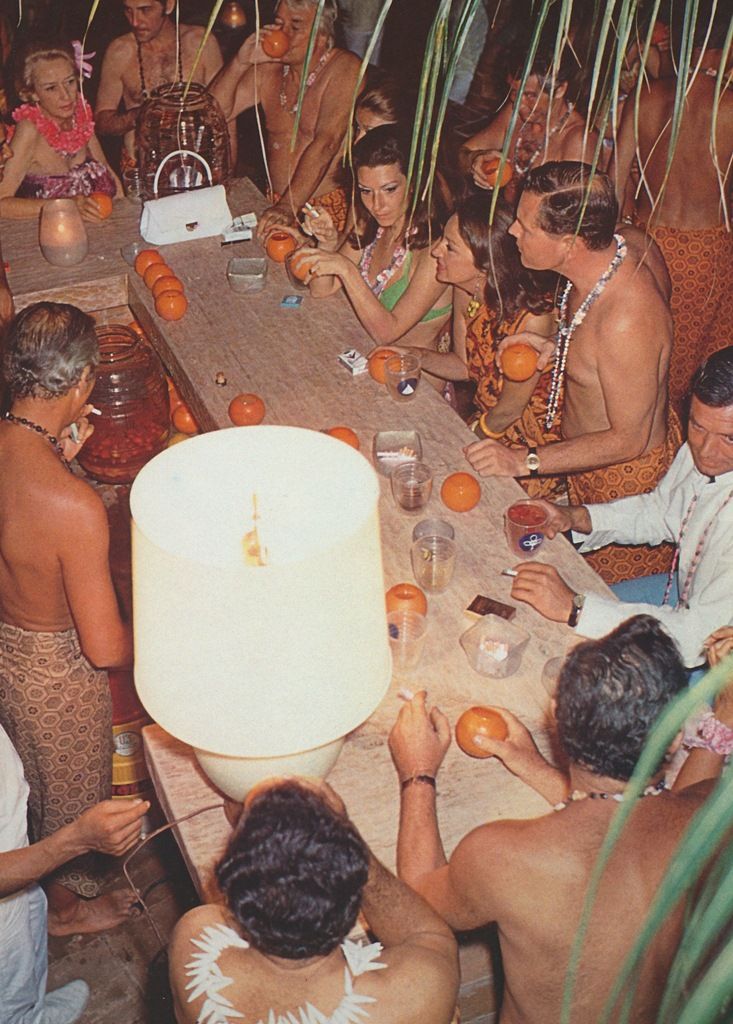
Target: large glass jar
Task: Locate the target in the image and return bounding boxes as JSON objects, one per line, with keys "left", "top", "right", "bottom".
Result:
{"left": 136, "top": 82, "right": 230, "bottom": 198}
{"left": 77, "top": 325, "right": 170, "bottom": 484}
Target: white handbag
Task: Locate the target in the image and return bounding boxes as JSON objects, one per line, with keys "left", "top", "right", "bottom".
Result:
{"left": 139, "top": 150, "right": 232, "bottom": 245}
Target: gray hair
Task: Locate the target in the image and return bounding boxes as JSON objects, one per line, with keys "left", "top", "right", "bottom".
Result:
{"left": 3, "top": 302, "right": 99, "bottom": 400}
{"left": 282, "top": 0, "right": 338, "bottom": 40}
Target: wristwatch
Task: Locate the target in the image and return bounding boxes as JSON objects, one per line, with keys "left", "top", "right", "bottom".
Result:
{"left": 567, "top": 592, "right": 586, "bottom": 628}
{"left": 525, "top": 446, "right": 540, "bottom": 478}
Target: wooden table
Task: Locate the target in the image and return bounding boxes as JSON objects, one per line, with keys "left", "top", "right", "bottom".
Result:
{"left": 4, "top": 181, "right": 614, "bottom": 1023}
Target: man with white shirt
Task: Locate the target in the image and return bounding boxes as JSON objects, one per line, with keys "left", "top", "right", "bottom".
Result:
{"left": 0, "top": 723, "right": 147, "bottom": 1023}
{"left": 509, "top": 346, "right": 733, "bottom": 669}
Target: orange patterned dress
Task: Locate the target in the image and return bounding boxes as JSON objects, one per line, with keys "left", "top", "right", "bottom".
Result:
{"left": 465, "top": 303, "right": 565, "bottom": 500}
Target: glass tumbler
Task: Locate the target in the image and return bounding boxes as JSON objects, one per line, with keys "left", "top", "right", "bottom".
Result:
{"left": 391, "top": 461, "right": 433, "bottom": 514}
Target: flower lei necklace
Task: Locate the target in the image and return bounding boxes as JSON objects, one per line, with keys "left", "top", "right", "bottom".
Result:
{"left": 280, "top": 44, "right": 334, "bottom": 113}
{"left": 359, "top": 226, "right": 410, "bottom": 297}
{"left": 544, "top": 233, "right": 627, "bottom": 431}
{"left": 12, "top": 96, "right": 94, "bottom": 158}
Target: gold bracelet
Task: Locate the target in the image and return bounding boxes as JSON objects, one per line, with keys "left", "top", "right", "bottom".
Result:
{"left": 478, "top": 412, "right": 505, "bottom": 440}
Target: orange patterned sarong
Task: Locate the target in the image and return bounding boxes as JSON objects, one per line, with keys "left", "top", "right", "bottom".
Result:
{"left": 645, "top": 223, "right": 733, "bottom": 416}
{"left": 466, "top": 303, "right": 566, "bottom": 500}
{"left": 566, "top": 409, "right": 683, "bottom": 584}
{"left": 267, "top": 186, "right": 349, "bottom": 233}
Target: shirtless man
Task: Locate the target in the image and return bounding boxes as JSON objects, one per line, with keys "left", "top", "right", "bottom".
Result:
{"left": 169, "top": 779, "right": 458, "bottom": 1024}
{"left": 210, "top": 0, "right": 360, "bottom": 235}
{"left": 611, "top": 0, "right": 733, "bottom": 415}
{"left": 95, "top": 0, "right": 224, "bottom": 172}
{"left": 465, "top": 161, "right": 677, "bottom": 584}
{"left": 0, "top": 302, "right": 134, "bottom": 935}
{"left": 459, "top": 54, "right": 600, "bottom": 204}
{"left": 389, "top": 616, "right": 726, "bottom": 1023}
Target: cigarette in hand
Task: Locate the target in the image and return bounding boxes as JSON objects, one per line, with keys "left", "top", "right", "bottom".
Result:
{"left": 501, "top": 568, "right": 518, "bottom": 578}
{"left": 89, "top": 407, "right": 102, "bottom": 416}
{"left": 398, "top": 688, "right": 415, "bottom": 702}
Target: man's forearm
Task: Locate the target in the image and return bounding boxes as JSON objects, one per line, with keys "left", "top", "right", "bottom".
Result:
{"left": 95, "top": 108, "right": 138, "bottom": 138}
{"left": 210, "top": 57, "right": 252, "bottom": 121}
{"left": 277, "top": 135, "right": 339, "bottom": 213}
{"left": 396, "top": 783, "right": 447, "bottom": 890}
{"left": 529, "top": 428, "right": 649, "bottom": 477}
{"left": 361, "top": 851, "right": 454, "bottom": 947}
{"left": 0, "top": 822, "right": 87, "bottom": 898}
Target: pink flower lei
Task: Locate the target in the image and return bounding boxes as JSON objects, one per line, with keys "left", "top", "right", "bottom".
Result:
{"left": 11, "top": 96, "right": 95, "bottom": 157}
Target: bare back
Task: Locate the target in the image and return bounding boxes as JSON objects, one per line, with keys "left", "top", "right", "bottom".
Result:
{"left": 562, "top": 237, "right": 672, "bottom": 450}
{"left": 449, "top": 785, "right": 711, "bottom": 1023}
{"left": 622, "top": 76, "right": 733, "bottom": 228}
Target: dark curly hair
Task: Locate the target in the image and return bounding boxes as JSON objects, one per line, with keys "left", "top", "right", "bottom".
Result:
{"left": 216, "top": 782, "right": 369, "bottom": 960}
{"left": 691, "top": 346, "right": 733, "bottom": 409}
{"left": 455, "top": 194, "right": 556, "bottom": 324}
{"left": 349, "top": 124, "right": 445, "bottom": 250}
{"left": 522, "top": 161, "right": 618, "bottom": 250}
{"left": 3, "top": 302, "right": 99, "bottom": 400}
{"left": 555, "top": 615, "right": 686, "bottom": 781}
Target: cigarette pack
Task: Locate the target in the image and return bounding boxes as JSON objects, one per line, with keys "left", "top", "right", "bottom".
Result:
{"left": 338, "top": 349, "right": 368, "bottom": 375}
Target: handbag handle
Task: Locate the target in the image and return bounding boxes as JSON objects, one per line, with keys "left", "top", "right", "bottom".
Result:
{"left": 152, "top": 150, "right": 214, "bottom": 196}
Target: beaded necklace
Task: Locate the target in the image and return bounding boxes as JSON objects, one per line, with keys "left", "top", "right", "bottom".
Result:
{"left": 3, "top": 413, "right": 71, "bottom": 471}
{"left": 662, "top": 485, "right": 733, "bottom": 607}
{"left": 279, "top": 44, "right": 334, "bottom": 113}
{"left": 136, "top": 37, "right": 183, "bottom": 99}
{"left": 11, "top": 96, "right": 94, "bottom": 158}
{"left": 359, "top": 226, "right": 409, "bottom": 297}
{"left": 544, "top": 233, "right": 627, "bottom": 431}
{"left": 553, "top": 777, "right": 666, "bottom": 811}
{"left": 513, "top": 103, "right": 574, "bottom": 177}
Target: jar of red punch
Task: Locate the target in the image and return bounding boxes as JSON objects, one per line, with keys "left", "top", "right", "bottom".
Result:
{"left": 77, "top": 324, "right": 170, "bottom": 484}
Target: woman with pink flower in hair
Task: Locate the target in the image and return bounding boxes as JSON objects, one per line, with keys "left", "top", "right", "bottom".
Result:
{"left": 0, "top": 39, "right": 121, "bottom": 220}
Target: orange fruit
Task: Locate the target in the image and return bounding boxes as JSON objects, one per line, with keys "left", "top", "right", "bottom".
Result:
{"left": 143, "top": 262, "right": 172, "bottom": 289}
{"left": 502, "top": 343, "right": 538, "bottom": 382}
{"left": 167, "top": 376, "right": 183, "bottom": 414}
{"left": 368, "top": 348, "right": 398, "bottom": 384}
{"left": 152, "top": 275, "right": 184, "bottom": 299}
{"left": 288, "top": 250, "right": 311, "bottom": 282}
{"left": 455, "top": 706, "right": 508, "bottom": 758}
{"left": 480, "top": 156, "right": 512, "bottom": 188}
{"left": 265, "top": 231, "right": 297, "bottom": 263}
{"left": 441, "top": 472, "right": 481, "bottom": 512}
{"left": 326, "top": 426, "right": 360, "bottom": 449}
{"left": 228, "top": 393, "right": 266, "bottom": 426}
{"left": 155, "top": 290, "right": 188, "bottom": 321}
{"left": 167, "top": 431, "right": 190, "bottom": 447}
{"left": 90, "top": 192, "right": 114, "bottom": 219}
{"left": 134, "top": 249, "right": 164, "bottom": 275}
{"left": 385, "top": 582, "right": 428, "bottom": 616}
{"left": 262, "top": 28, "right": 289, "bottom": 57}
{"left": 172, "top": 403, "right": 199, "bottom": 434}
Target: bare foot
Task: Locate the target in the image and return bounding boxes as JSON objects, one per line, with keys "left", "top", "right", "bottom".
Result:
{"left": 48, "top": 889, "right": 141, "bottom": 936}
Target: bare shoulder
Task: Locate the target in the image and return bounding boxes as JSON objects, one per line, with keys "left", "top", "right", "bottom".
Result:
{"left": 47, "top": 472, "right": 108, "bottom": 538}
{"left": 102, "top": 33, "right": 136, "bottom": 67}
{"left": 170, "top": 904, "right": 230, "bottom": 955}
{"left": 363, "top": 940, "right": 459, "bottom": 1024}
{"left": 621, "top": 225, "right": 671, "bottom": 298}
{"left": 327, "top": 48, "right": 361, "bottom": 83}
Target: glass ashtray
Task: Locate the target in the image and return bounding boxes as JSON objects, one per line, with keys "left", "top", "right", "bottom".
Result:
{"left": 373, "top": 430, "right": 423, "bottom": 477}
{"left": 227, "top": 257, "right": 267, "bottom": 293}
{"left": 460, "top": 614, "right": 530, "bottom": 678}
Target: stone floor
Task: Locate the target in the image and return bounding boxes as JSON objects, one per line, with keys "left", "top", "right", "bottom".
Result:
{"left": 47, "top": 823, "right": 199, "bottom": 1024}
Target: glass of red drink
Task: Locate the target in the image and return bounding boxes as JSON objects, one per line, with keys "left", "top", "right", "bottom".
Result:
{"left": 504, "top": 500, "right": 549, "bottom": 558}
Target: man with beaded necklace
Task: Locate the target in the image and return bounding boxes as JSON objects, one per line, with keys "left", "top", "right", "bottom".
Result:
{"left": 465, "top": 161, "right": 679, "bottom": 585}
{"left": 0, "top": 302, "right": 137, "bottom": 937}
{"left": 389, "top": 616, "right": 732, "bottom": 1023}
{"left": 211, "top": 0, "right": 360, "bottom": 236}
{"left": 95, "top": 0, "right": 224, "bottom": 175}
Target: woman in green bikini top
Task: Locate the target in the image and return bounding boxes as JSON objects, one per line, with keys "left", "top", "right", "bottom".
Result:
{"left": 299, "top": 126, "right": 452, "bottom": 356}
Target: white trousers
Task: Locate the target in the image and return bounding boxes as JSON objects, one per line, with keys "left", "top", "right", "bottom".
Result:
{"left": 0, "top": 884, "right": 48, "bottom": 1024}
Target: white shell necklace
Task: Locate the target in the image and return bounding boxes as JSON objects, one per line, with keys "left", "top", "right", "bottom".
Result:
{"left": 544, "top": 233, "right": 627, "bottom": 431}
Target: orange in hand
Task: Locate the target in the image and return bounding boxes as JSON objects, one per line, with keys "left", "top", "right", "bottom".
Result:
{"left": 172, "top": 402, "right": 199, "bottom": 435}
{"left": 90, "top": 192, "right": 114, "bottom": 219}
{"left": 441, "top": 472, "right": 481, "bottom": 512}
{"left": 152, "top": 274, "right": 184, "bottom": 299}
{"left": 480, "top": 157, "right": 512, "bottom": 189}
{"left": 134, "top": 249, "right": 164, "bottom": 276}
{"left": 228, "top": 393, "right": 266, "bottom": 426}
{"left": 326, "top": 426, "right": 360, "bottom": 449}
{"left": 262, "top": 28, "right": 289, "bottom": 57}
{"left": 455, "top": 706, "right": 508, "bottom": 758}
{"left": 502, "top": 343, "right": 538, "bottom": 382}
{"left": 288, "top": 250, "right": 311, "bottom": 282}
{"left": 368, "top": 348, "right": 398, "bottom": 384}
{"left": 385, "top": 582, "right": 428, "bottom": 616}
{"left": 265, "top": 231, "right": 297, "bottom": 263}
{"left": 155, "top": 290, "right": 188, "bottom": 321}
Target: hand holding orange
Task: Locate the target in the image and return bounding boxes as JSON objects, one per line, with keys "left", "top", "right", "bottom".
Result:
{"left": 502, "top": 343, "right": 539, "bottom": 382}
{"left": 455, "top": 706, "right": 508, "bottom": 758}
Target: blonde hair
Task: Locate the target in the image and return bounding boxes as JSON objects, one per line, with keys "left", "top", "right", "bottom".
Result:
{"left": 14, "top": 39, "right": 77, "bottom": 103}
{"left": 283, "top": 0, "right": 338, "bottom": 40}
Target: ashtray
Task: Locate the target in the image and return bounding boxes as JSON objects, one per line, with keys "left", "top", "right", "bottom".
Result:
{"left": 460, "top": 614, "right": 530, "bottom": 678}
{"left": 373, "top": 430, "right": 422, "bottom": 476}
{"left": 227, "top": 257, "right": 267, "bottom": 293}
